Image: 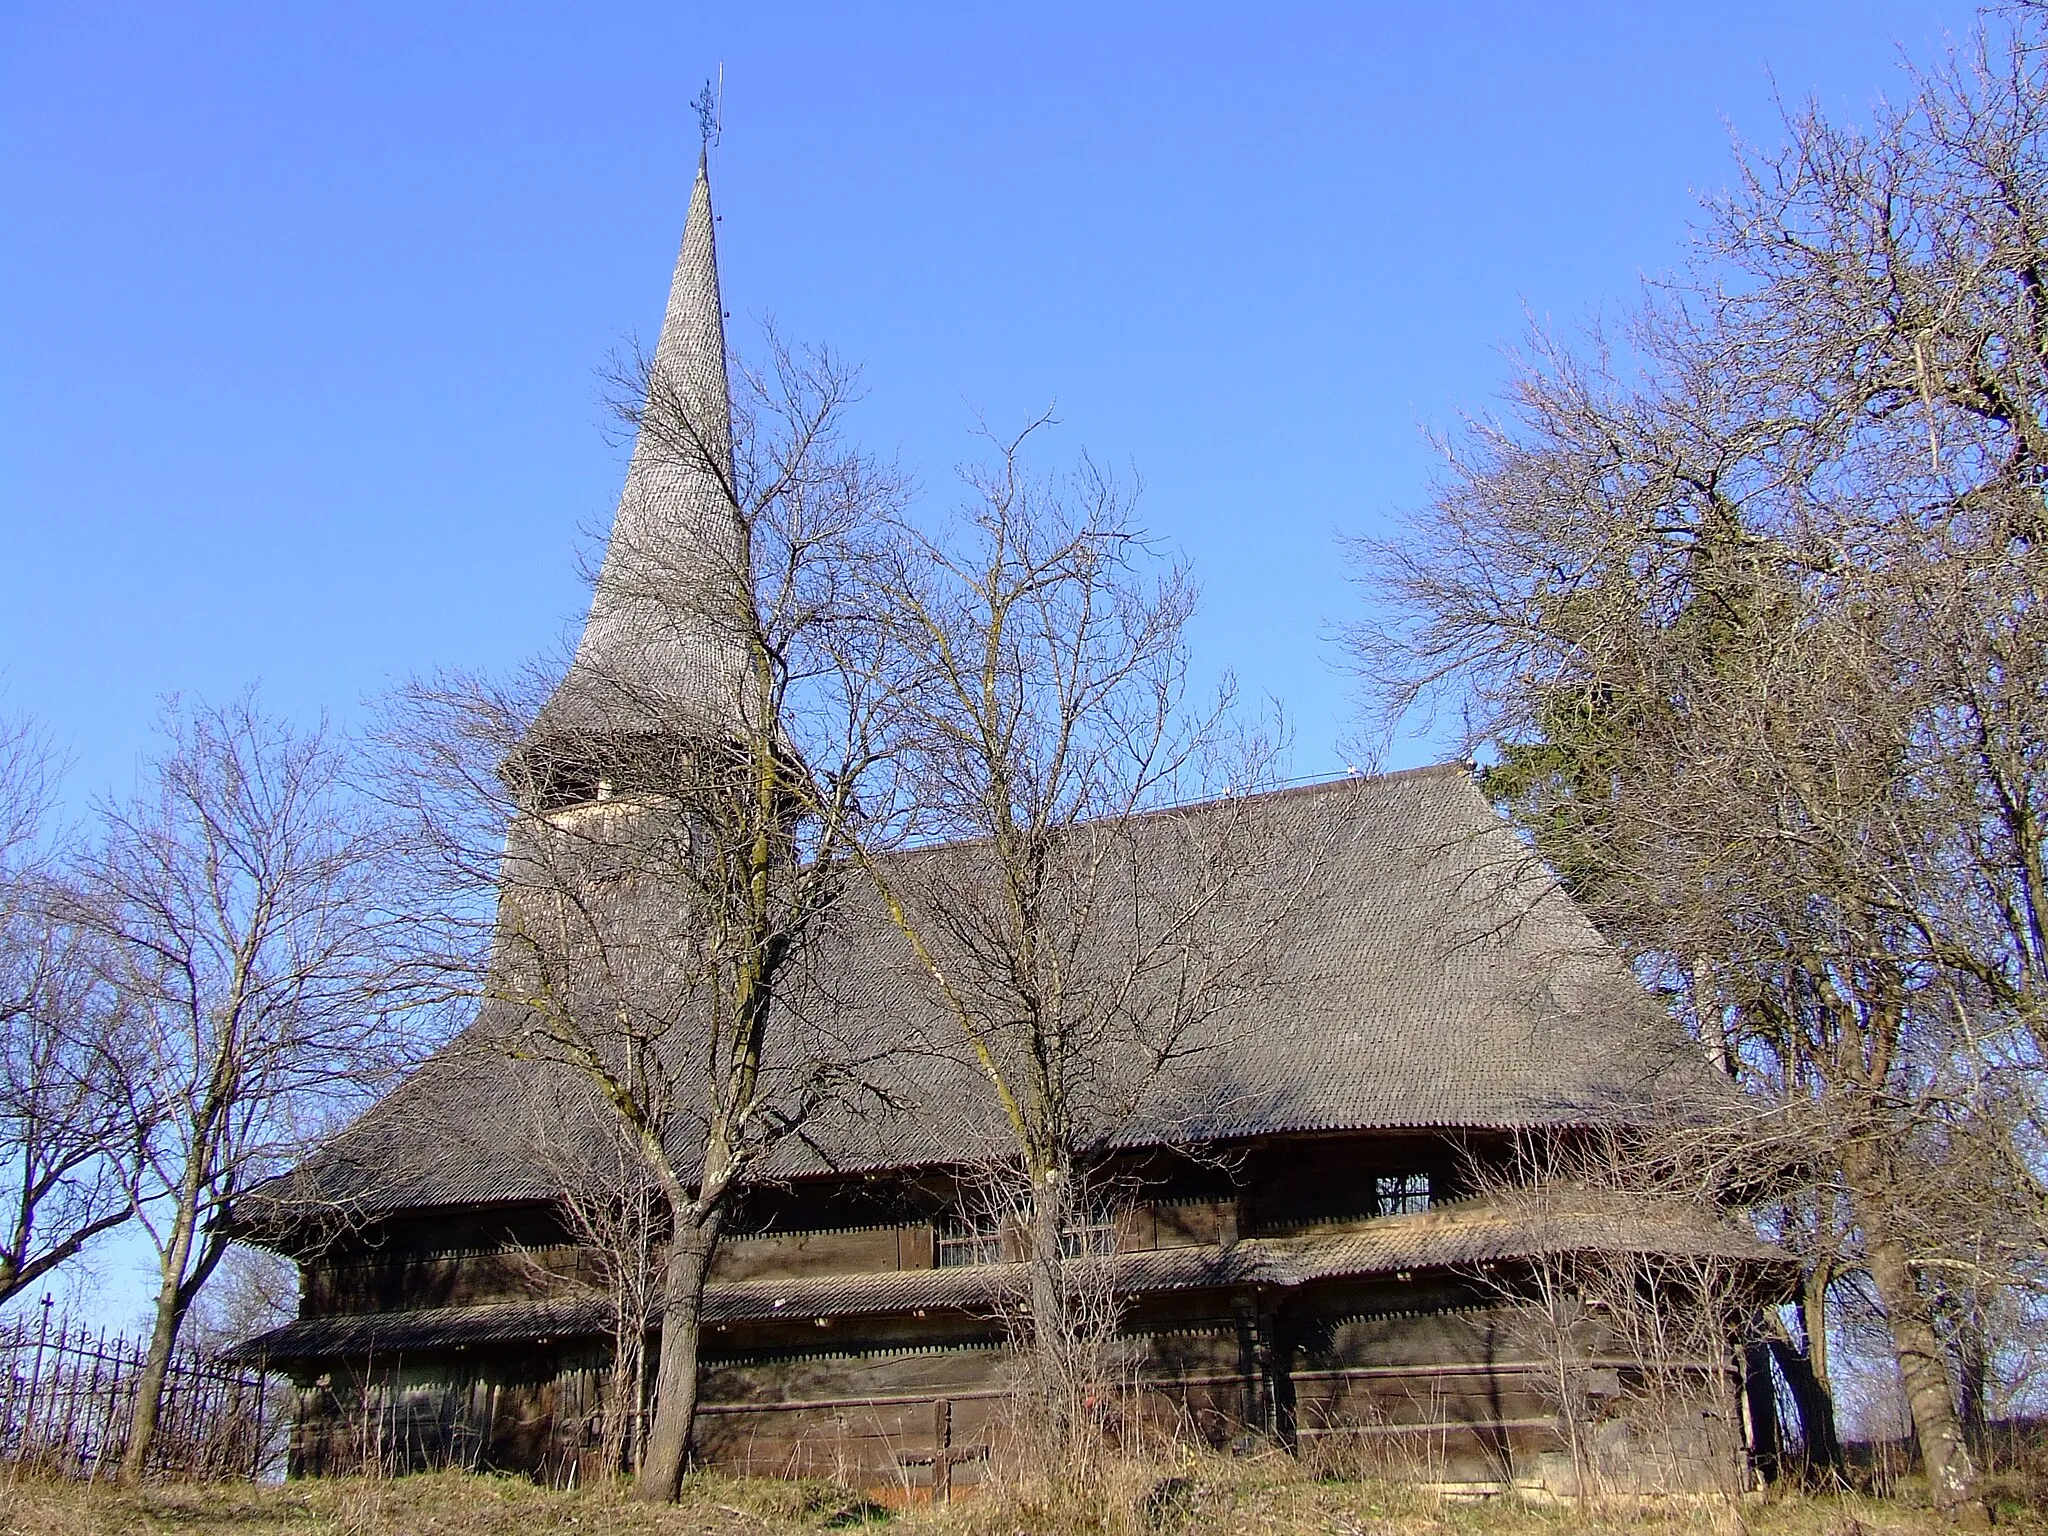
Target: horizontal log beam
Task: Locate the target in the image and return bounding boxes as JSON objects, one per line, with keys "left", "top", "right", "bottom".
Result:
{"left": 1297, "top": 1417, "right": 1561, "bottom": 1439}
{"left": 1290, "top": 1357, "right": 1716, "bottom": 1384}
{"left": 697, "top": 1386, "right": 1011, "bottom": 1416}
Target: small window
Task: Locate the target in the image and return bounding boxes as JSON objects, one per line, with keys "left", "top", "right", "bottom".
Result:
{"left": 1060, "top": 1212, "right": 1119, "bottom": 1259}
{"left": 1374, "top": 1172, "right": 1431, "bottom": 1216}
{"left": 935, "top": 1211, "right": 1004, "bottom": 1268}
{"left": 935, "top": 1207, "right": 1120, "bottom": 1265}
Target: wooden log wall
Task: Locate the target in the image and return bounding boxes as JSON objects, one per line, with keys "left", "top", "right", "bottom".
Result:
{"left": 276, "top": 1133, "right": 1741, "bottom": 1493}
{"left": 698, "top": 1346, "right": 1011, "bottom": 1490}
{"left": 288, "top": 1346, "right": 605, "bottom": 1482}
{"left": 301, "top": 1200, "right": 1247, "bottom": 1318}
{"left": 710, "top": 1225, "right": 921, "bottom": 1283}
{"left": 304, "top": 1244, "right": 590, "bottom": 1316}
{"left": 283, "top": 1291, "right": 1738, "bottom": 1496}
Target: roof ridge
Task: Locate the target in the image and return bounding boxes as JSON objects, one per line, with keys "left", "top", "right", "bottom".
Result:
{"left": 869, "top": 759, "right": 1476, "bottom": 870}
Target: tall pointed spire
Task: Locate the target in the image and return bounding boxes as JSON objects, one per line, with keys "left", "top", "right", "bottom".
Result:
{"left": 527, "top": 152, "right": 749, "bottom": 799}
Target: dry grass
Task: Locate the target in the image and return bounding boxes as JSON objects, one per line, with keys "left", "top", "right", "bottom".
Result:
{"left": 0, "top": 1470, "right": 865, "bottom": 1536}
{"left": 0, "top": 1461, "right": 2041, "bottom": 1536}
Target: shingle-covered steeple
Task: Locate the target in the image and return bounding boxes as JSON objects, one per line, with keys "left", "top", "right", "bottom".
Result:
{"left": 526, "top": 150, "right": 749, "bottom": 801}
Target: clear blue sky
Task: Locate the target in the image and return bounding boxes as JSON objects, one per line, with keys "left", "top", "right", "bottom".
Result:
{"left": 1, "top": 1, "right": 1975, "bottom": 807}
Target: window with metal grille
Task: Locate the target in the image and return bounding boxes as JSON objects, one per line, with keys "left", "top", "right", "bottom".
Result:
{"left": 934, "top": 1208, "right": 1120, "bottom": 1266}
{"left": 1374, "top": 1172, "right": 1431, "bottom": 1215}
{"left": 935, "top": 1211, "right": 1004, "bottom": 1268}
{"left": 1059, "top": 1213, "right": 1119, "bottom": 1259}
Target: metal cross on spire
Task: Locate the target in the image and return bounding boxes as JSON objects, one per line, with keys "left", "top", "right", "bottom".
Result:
{"left": 523, "top": 99, "right": 747, "bottom": 790}
{"left": 693, "top": 69, "right": 722, "bottom": 149}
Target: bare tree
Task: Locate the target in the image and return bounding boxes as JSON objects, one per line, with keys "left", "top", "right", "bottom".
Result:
{"left": 561, "top": 1136, "right": 662, "bottom": 1480}
{"left": 178, "top": 1241, "right": 299, "bottom": 1355}
{"left": 71, "top": 698, "right": 423, "bottom": 1480}
{"left": 1345, "top": 10, "right": 2048, "bottom": 1518}
{"left": 380, "top": 334, "right": 906, "bottom": 1503}
{"left": 0, "top": 915, "right": 137, "bottom": 1309}
{"left": 1465, "top": 1132, "right": 1764, "bottom": 1500}
{"left": 854, "top": 421, "right": 1299, "bottom": 1476}
{"left": 0, "top": 717, "right": 139, "bottom": 1308}
{"left": 512, "top": 1086, "right": 662, "bottom": 1479}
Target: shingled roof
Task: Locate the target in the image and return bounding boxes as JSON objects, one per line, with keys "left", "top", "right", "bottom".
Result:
{"left": 528, "top": 149, "right": 750, "bottom": 752}
{"left": 247, "top": 763, "right": 1722, "bottom": 1231}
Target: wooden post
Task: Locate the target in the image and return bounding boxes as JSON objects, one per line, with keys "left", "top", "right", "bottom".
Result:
{"left": 251, "top": 1358, "right": 268, "bottom": 1481}
{"left": 932, "top": 1397, "right": 952, "bottom": 1505}
{"left": 898, "top": 1394, "right": 985, "bottom": 1500}
{"left": 1742, "top": 1342, "right": 1781, "bottom": 1485}
{"left": 1232, "top": 1295, "right": 1266, "bottom": 1440}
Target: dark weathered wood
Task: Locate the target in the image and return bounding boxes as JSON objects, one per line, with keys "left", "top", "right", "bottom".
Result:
{"left": 275, "top": 1131, "right": 1761, "bottom": 1494}
{"left": 1298, "top": 1416, "right": 1559, "bottom": 1437}
{"left": 711, "top": 1227, "right": 905, "bottom": 1283}
{"left": 897, "top": 1225, "right": 934, "bottom": 1270}
{"left": 699, "top": 1386, "right": 1008, "bottom": 1416}
{"left": 307, "top": 1246, "right": 585, "bottom": 1316}
{"left": 889, "top": 1397, "right": 986, "bottom": 1504}
{"left": 1150, "top": 1199, "right": 1234, "bottom": 1248}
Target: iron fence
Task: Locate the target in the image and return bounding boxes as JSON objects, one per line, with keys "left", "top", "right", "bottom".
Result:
{"left": 0, "top": 1298, "right": 282, "bottom": 1481}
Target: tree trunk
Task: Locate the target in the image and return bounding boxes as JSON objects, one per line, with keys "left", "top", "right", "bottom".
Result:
{"left": 633, "top": 1211, "right": 720, "bottom": 1502}
{"left": 1799, "top": 1274, "right": 1841, "bottom": 1467}
{"left": 1765, "top": 1332, "right": 1843, "bottom": 1473}
{"left": 120, "top": 1197, "right": 202, "bottom": 1482}
{"left": 1018, "top": 1163, "right": 1104, "bottom": 1475}
{"left": 1027, "top": 1175, "right": 1069, "bottom": 1427}
{"left": 1955, "top": 1309, "right": 1988, "bottom": 1450}
{"left": 1757, "top": 1287, "right": 1843, "bottom": 1475}
{"left": 1842, "top": 1146, "right": 1986, "bottom": 1522}
{"left": 601, "top": 1308, "right": 637, "bottom": 1479}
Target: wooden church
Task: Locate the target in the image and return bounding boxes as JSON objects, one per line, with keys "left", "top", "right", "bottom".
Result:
{"left": 230, "top": 158, "right": 1784, "bottom": 1498}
